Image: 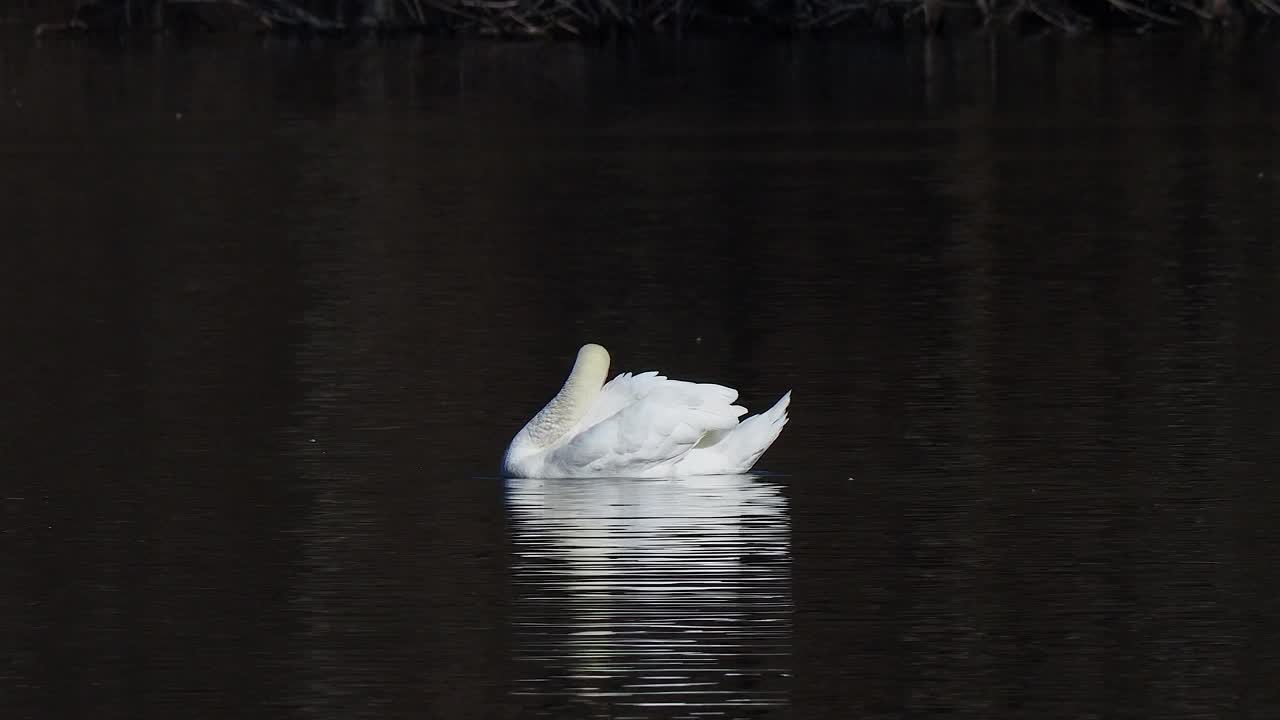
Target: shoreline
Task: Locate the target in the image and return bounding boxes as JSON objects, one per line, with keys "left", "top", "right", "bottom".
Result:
{"left": 6, "top": 0, "right": 1275, "bottom": 41}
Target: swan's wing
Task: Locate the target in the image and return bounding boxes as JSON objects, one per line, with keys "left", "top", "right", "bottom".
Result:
{"left": 572, "top": 372, "right": 739, "bottom": 434}
{"left": 572, "top": 372, "right": 662, "bottom": 432}
{"left": 553, "top": 380, "right": 747, "bottom": 475}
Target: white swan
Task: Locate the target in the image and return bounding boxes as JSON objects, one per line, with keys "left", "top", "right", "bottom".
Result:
{"left": 502, "top": 344, "right": 791, "bottom": 479}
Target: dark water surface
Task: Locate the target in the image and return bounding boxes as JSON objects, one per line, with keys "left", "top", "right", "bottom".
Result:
{"left": 3, "top": 32, "right": 1280, "bottom": 719}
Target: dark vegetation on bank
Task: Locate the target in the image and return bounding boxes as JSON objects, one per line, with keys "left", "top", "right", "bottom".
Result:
{"left": 7, "top": 0, "right": 1277, "bottom": 40}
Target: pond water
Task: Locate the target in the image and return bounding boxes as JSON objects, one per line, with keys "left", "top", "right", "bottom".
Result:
{"left": 2, "top": 31, "right": 1278, "bottom": 719}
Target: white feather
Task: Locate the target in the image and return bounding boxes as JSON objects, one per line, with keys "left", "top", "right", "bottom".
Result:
{"left": 502, "top": 344, "right": 790, "bottom": 479}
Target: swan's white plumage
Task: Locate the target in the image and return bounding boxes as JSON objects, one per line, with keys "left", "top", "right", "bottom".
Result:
{"left": 502, "top": 344, "right": 791, "bottom": 479}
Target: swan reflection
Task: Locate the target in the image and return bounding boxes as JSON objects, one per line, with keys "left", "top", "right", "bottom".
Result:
{"left": 506, "top": 474, "right": 792, "bottom": 717}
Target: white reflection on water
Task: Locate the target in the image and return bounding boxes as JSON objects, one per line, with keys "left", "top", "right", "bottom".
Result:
{"left": 505, "top": 474, "right": 792, "bottom": 718}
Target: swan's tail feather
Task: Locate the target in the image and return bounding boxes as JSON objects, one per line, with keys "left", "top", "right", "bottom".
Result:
{"left": 678, "top": 390, "right": 791, "bottom": 475}
{"left": 733, "top": 390, "right": 790, "bottom": 471}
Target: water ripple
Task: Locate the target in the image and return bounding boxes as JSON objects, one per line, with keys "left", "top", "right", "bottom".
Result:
{"left": 506, "top": 475, "right": 792, "bottom": 719}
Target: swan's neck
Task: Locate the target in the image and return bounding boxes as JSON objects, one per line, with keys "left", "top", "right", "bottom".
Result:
{"left": 521, "top": 344, "right": 610, "bottom": 448}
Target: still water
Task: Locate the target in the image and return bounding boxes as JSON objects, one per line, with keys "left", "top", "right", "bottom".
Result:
{"left": 2, "top": 31, "right": 1279, "bottom": 720}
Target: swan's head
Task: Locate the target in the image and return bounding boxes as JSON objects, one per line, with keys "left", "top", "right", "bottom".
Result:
{"left": 571, "top": 343, "right": 611, "bottom": 389}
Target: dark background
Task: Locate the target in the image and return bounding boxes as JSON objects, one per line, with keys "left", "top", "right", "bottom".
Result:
{"left": 2, "top": 33, "right": 1279, "bottom": 719}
